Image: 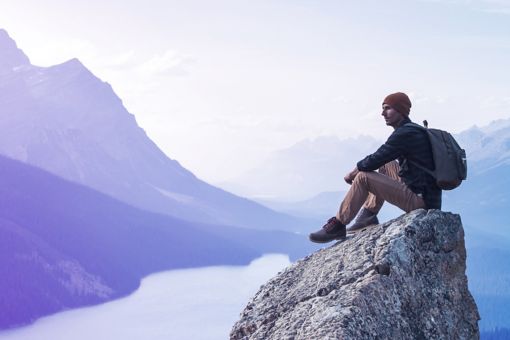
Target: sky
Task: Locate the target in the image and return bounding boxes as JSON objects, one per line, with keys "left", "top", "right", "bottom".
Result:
{"left": 1, "top": 0, "right": 510, "bottom": 183}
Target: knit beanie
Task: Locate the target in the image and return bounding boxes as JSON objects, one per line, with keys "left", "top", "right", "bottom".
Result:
{"left": 383, "top": 92, "right": 412, "bottom": 116}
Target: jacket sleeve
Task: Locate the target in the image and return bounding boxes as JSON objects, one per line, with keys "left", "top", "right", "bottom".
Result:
{"left": 356, "top": 128, "right": 409, "bottom": 171}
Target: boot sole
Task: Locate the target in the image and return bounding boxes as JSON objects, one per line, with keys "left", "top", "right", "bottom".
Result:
{"left": 309, "top": 235, "right": 347, "bottom": 243}
{"left": 346, "top": 223, "right": 378, "bottom": 235}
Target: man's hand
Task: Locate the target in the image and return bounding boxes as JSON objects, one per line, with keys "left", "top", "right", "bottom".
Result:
{"left": 344, "top": 168, "right": 359, "bottom": 185}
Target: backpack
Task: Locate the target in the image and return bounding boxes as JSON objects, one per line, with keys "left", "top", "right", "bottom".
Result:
{"left": 405, "top": 121, "right": 467, "bottom": 190}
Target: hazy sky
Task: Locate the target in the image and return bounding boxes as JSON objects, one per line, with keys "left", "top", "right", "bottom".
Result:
{"left": 1, "top": 0, "right": 509, "bottom": 182}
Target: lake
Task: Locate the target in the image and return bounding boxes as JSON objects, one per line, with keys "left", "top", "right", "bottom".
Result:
{"left": 0, "top": 254, "right": 291, "bottom": 340}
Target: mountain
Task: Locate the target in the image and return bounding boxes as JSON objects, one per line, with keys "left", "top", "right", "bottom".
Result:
{"left": 466, "top": 242, "right": 510, "bottom": 331}
{"left": 0, "top": 29, "right": 29, "bottom": 73}
{"left": 220, "top": 135, "right": 381, "bottom": 201}
{"left": 0, "top": 154, "right": 320, "bottom": 329}
{"left": 223, "top": 117, "right": 510, "bottom": 202}
{"left": 231, "top": 210, "right": 480, "bottom": 339}
{"left": 456, "top": 118, "right": 510, "bottom": 174}
{"left": 443, "top": 163, "right": 510, "bottom": 331}
{"left": 443, "top": 165, "right": 510, "bottom": 235}
{"left": 0, "top": 154, "right": 260, "bottom": 328}
{"left": 442, "top": 118, "right": 510, "bottom": 235}
{"left": 0, "top": 28, "right": 310, "bottom": 232}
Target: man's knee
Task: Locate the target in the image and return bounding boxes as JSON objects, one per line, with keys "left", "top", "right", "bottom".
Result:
{"left": 379, "top": 160, "right": 399, "bottom": 175}
{"left": 353, "top": 171, "right": 376, "bottom": 185}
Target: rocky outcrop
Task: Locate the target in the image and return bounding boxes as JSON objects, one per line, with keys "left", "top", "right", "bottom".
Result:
{"left": 231, "top": 210, "right": 480, "bottom": 339}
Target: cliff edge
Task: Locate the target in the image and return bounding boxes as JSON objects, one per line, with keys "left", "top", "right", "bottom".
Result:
{"left": 231, "top": 210, "right": 480, "bottom": 339}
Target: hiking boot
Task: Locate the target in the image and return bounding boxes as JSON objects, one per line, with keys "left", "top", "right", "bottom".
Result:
{"left": 347, "top": 208, "right": 379, "bottom": 234}
{"left": 309, "top": 217, "right": 346, "bottom": 243}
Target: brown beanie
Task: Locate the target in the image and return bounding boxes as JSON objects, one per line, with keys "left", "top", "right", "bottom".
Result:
{"left": 383, "top": 92, "right": 412, "bottom": 116}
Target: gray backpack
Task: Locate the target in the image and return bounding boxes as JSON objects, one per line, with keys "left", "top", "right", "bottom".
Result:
{"left": 406, "top": 121, "right": 467, "bottom": 190}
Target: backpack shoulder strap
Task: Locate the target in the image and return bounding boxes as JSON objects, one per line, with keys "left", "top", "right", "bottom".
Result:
{"left": 404, "top": 122, "right": 426, "bottom": 130}
{"left": 402, "top": 122, "right": 435, "bottom": 176}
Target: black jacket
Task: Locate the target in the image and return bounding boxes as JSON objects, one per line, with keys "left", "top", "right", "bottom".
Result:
{"left": 356, "top": 117, "right": 442, "bottom": 209}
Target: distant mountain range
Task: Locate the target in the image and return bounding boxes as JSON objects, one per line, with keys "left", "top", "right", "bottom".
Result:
{"left": 456, "top": 118, "right": 510, "bottom": 174}
{"left": 219, "top": 135, "right": 381, "bottom": 200}
{"left": 0, "top": 29, "right": 310, "bottom": 233}
{"left": 224, "top": 117, "right": 510, "bottom": 204}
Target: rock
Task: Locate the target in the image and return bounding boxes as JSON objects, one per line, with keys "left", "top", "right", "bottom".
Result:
{"left": 231, "top": 210, "right": 480, "bottom": 340}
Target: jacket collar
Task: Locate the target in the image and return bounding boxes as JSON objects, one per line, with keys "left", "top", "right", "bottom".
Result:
{"left": 397, "top": 116, "right": 412, "bottom": 128}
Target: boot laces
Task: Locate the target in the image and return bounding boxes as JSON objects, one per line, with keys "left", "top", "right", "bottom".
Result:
{"left": 323, "top": 217, "right": 338, "bottom": 232}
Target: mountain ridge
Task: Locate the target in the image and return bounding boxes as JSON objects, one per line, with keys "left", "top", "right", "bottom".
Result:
{"left": 0, "top": 28, "right": 311, "bottom": 232}
{"left": 0, "top": 153, "right": 258, "bottom": 329}
{"left": 0, "top": 29, "right": 30, "bottom": 73}
{"left": 221, "top": 135, "right": 381, "bottom": 200}
{"left": 223, "top": 117, "right": 510, "bottom": 201}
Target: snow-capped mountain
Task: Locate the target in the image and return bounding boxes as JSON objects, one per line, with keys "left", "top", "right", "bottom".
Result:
{"left": 456, "top": 118, "right": 510, "bottom": 174}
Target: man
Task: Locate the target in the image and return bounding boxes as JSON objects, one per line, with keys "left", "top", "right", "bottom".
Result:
{"left": 309, "top": 92, "right": 441, "bottom": 243}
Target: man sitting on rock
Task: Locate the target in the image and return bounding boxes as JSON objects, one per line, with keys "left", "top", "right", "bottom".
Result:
{"left": 309, "top": 92, "right": 442, "bottom": 243}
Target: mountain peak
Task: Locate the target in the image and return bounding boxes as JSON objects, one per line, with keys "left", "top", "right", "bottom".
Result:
{"left": 0, "top": 29, "right": 31, "bottom": 72}
{"left": 51, "top": 57, "right": 90, "bottom": 74}
{"left": 231, "top": 210, "right": 480, "bottom": 339}
{"left": 62, "top": 57, "right": 84, "bottom": 67}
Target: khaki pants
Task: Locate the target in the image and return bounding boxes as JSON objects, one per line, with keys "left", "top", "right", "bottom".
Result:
{"left": 336, "top": 161, "right": 426, "bottom": 225}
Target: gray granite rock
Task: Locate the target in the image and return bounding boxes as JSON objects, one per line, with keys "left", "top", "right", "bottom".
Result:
{"left": 231, "top": 210, "right": 480, "bottom": 340}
